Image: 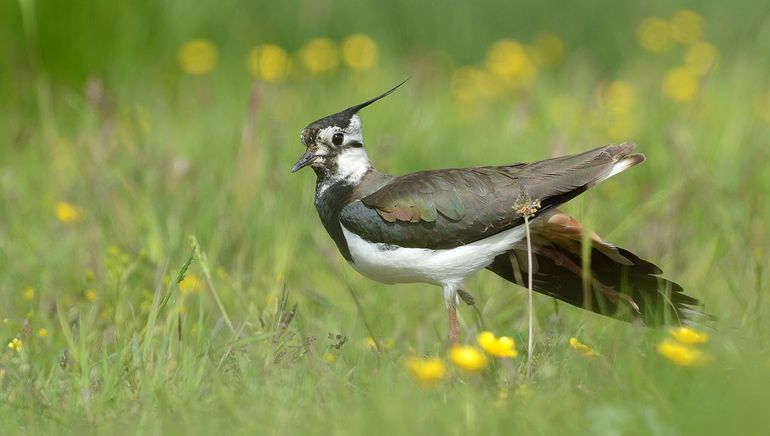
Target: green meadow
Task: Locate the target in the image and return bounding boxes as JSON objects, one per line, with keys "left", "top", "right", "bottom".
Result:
{"left": 2, "top": 0, "right": 770, "bottom": 434}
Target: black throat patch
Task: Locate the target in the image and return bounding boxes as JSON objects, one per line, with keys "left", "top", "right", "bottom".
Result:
{"left": 314, "top": 179, "right": 356, "bottom": 262}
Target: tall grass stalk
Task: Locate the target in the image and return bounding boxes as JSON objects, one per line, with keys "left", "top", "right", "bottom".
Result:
{"left": 524, "top": 214, "right": 534, "bottom": 379}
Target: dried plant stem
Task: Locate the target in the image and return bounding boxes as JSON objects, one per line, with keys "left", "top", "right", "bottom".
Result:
{"left": 190, "top": 236, "right": 236, "bottom": 335}
{"left": 512, "top": 191, "right": 540, "bottom": 379}
{"left": 524, "top": 214, "right": 535, "bottom": 379}
{"left": 345, "top": 280, "right": 381, "bottom": 352}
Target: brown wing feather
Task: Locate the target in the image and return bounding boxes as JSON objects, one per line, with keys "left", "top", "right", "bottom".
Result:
{"left": 486, "top": 209, "right": 705, "bottom": 325}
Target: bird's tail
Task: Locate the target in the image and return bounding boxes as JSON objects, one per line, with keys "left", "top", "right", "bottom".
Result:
{"left": 486, "top": 210, "right": 706, "bottom": 326}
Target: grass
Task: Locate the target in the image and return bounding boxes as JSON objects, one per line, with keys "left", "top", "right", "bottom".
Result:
{"left": 2, "top": 1, "right": 770, "bottom": 434}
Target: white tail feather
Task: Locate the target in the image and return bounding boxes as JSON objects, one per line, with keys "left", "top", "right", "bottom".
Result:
{"left": 602, "top": 153, "right": 646, "bottom": 183}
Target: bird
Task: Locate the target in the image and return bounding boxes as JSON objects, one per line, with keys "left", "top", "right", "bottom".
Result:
{"left": 291, "top": 81, "right": 702, "bottom": 342}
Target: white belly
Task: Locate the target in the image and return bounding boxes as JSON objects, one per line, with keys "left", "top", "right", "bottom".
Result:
{"left": 340, "top": 224, "right": 525, "bottom": 286}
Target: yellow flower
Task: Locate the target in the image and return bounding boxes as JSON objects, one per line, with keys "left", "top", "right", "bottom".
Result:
{"left": 529, "top": 33, "right": 564, "bottom": 68}
{"left": 100, "top": 308, "right": 112, "bottom": 320}
{"left": 107, "top": 245, "right": 121, "bottom": 257}
{"left": 602, "top": 80, "right": 636, "bottom": 115}
{"left": 54, "top": 202, "right": 82, "bottom": 224}
{"left": 485, "top": 39, "right": 537, "bottom": 89}
{"left": 179, "top": 273, "right": 202, "bottom": 295}
{"left": 38, "top": 328, "right": 48, "bottom": 338}
{"left": 247, "top": 44, "right": 291, "bottom": 82}
{"left": 685, "top": 42, "right": 718, "bottom": 76}
{"left": 362, "top": 337, "right": 393, "bottom": 351}
{"left": 406, "top": 356, "right": 446, "bottom": 386}
{"left": 568, "top": 337, "right": 598, "bottom": 357}
{"left": 22, "top": 287, "right": 35, "bottom": 301}
{"left": 669, "top": 327, "right": 709, "bottom": 345}
{"left": 300, "top": 38, "right": 338, "bottom": 75}
{"left": 657, "top": 339, "right": 705, "bottom": 366}
{"left": 636, "top": 17, "right": 674, "bottom": 53}
{"left": 448, "top": 345, "right": 488, "bottom": 371}
{"left": 324, "top": 352, "right": 336, "bottom": 363}
{"left": 663, "top": 67, "right": 699, "bottom": 103}
{"left": 8, "top": 338, "right": 22, "bottom": 352}
{"left": 178, "top": 39, "right": 218, "bottom": 75}
{"left": 477, "top": 331, "right": 518, "bottom": 358}
{"left": 341, "top": 34, "right": 378, "bottom": 71}
{"left": 670, "top": 10, "right": 705, "bottom": 45}
{"left": 83, "top": 289, "right": 97, "bottom": 302}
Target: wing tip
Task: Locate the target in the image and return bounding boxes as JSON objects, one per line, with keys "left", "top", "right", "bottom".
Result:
{"left": 603, "top": 148, "right": 646, "bottom": 180}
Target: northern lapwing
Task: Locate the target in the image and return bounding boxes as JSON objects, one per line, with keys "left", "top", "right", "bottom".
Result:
{"left": 292, "top": 81, "right": 702, "bottom": 342}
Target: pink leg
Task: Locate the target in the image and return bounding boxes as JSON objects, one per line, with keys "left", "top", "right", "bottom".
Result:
{"left": 448, "top": 307, "right": 460, "bottom": 343}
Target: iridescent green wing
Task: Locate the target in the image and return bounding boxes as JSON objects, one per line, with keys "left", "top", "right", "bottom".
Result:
{"left": 340, "top": 144, "right": 642, "bottom": 249}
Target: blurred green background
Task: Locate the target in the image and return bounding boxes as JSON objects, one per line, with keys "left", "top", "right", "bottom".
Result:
{"left": 2, "top": 0, "right": 770, "bottom": 434}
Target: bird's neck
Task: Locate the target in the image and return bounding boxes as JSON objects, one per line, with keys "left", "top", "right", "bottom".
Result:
{"left": 313, "top": 165, "right": 394, "bottom": 263}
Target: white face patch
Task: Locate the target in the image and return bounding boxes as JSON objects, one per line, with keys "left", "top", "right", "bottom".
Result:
{"left": 316, "top": 147, "right": 371, "bottom": 196}
{"left": 315, "top": 114, "right": 363, "bottom": 148}
{"left": 345, "top": 114, "right": 363, "bottom": 145}
{"left": 316, "top": 126, "right": 337, "bottom": 145}
{"left": 335, "top": 147, "right": 370, "bottom": 181}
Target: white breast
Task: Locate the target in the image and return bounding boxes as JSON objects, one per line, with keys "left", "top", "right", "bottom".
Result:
{"left": 340, "top": 224, "right": 525, "bottom": 287}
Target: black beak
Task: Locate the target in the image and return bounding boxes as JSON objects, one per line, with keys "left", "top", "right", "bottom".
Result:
{"left": 291, "top": 149, "right": 316, "bottom": 173}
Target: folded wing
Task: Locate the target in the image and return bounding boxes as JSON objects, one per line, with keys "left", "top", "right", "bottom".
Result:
{"left": 340, "top": 143, "right": 644, "bottom": 249}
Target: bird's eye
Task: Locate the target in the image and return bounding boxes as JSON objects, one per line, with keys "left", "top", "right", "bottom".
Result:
{"left": 332, "top": 132, "right": 344, "bottom": 146}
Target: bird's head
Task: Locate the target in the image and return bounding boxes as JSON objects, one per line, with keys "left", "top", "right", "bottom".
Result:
{"left": 291, "top": 80, "right": 407, "bottom": 180}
